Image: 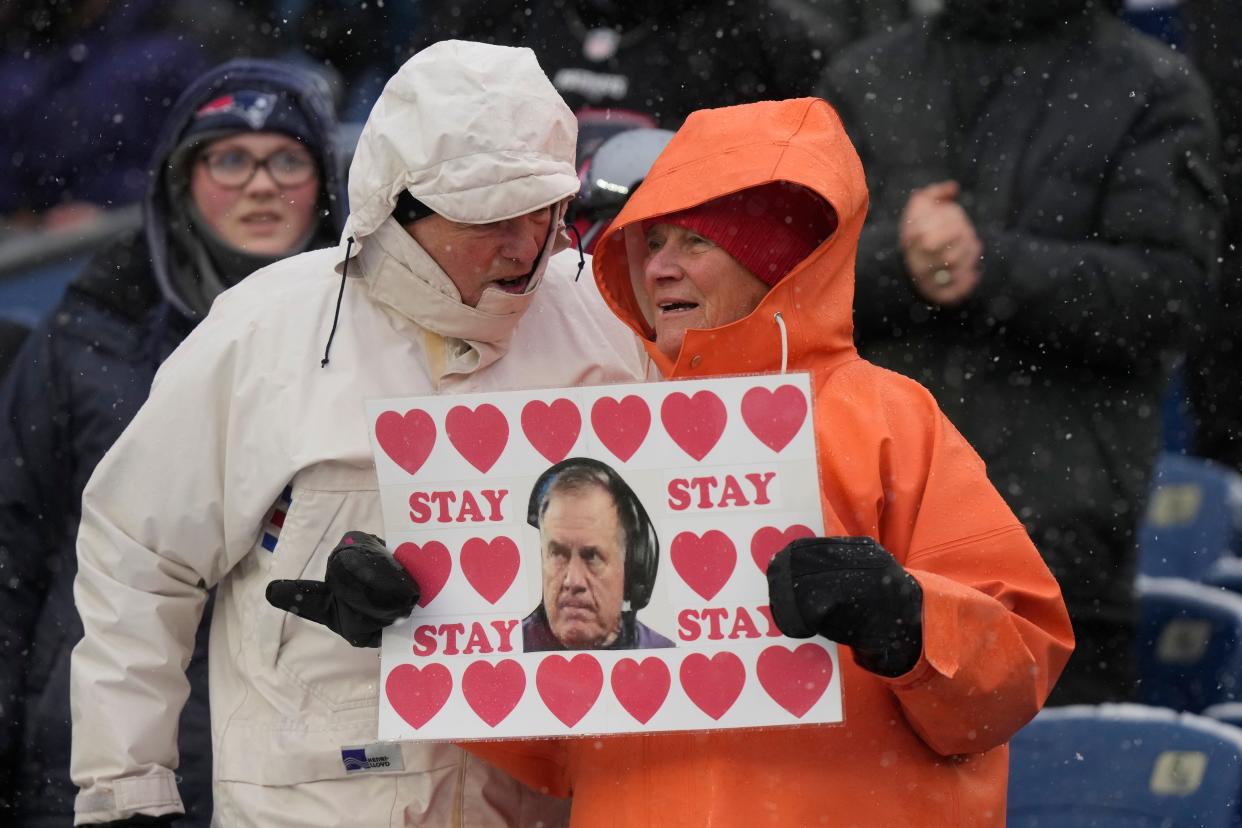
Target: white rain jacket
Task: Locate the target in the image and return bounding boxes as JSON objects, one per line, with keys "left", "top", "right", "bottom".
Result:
{"left": 69, "top": 41, "right": 650, "bottom": 826}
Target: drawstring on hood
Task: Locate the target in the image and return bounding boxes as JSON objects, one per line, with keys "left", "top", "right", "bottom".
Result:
{"left": 773, "top": 311, "right": 789, "bottom": 375}
{"left": 321, "top": 236, "right": 354, "bottom": 367}
{"left": 566, "top": 221, "right": 586, "bottom": 281}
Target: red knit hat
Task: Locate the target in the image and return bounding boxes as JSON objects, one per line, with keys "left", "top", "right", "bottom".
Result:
{"left": 648, "top": 182, "right": 837, "bottom": 286}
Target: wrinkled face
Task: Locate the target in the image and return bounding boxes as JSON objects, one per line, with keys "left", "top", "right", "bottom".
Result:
{"left": 641, "top": 223, "right": 770, "bottom": 361}
{"left": 407, "top": 208, "right": 554, "bottom": 307}
{"left": 539, "top": 485, "right": 627, "bottom": 649}
{"left": 189, "top": 132, "right": 321, "bottom": 255}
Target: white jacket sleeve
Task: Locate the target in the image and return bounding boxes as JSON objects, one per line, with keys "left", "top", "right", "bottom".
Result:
{"left": 70, "top": 306, "right": 285, "bottom": 824}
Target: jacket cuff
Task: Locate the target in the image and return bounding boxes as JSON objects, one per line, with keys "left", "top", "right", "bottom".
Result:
{"left": 73, "top": 768, "right": 184, "bottom": 825}
{"left": 875, "top": 569, "right": 964, "bottom": 690}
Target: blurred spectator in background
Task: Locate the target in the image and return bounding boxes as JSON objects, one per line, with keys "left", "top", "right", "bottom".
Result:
{"left": 0, "top": 0, "right": 280, "bottom": 235}
{"left": 270, "top": 0, "right": 422, "bottom": 121}
{"left": 411, "top": 0, "right": 911, "bottom": 130}
{"left": 0, "top": 58, "right": 345, "bottom": 826}
{"left": 1183, "top": 0, "right": 1242, "bottom": 472}
{"left": 821, "top": 0, "right": 1222, "bottom": 705}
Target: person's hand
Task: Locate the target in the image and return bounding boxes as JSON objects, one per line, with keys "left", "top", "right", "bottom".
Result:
{"left": 767, "top": 536, "right": 923, "bottom": 677}
{"left": 899, "top": 181, "right": 982, "bottom": 306}
{"left": 266, "top": 531, "right": 419, "bottom": 647}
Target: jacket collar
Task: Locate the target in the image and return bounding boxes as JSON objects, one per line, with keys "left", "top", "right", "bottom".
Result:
{"left": 357, "top": 217, "right": 539, "bottom": 377}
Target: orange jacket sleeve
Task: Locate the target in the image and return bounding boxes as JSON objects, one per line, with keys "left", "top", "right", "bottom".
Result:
{"left": 820, "top": 368, "right": 1074, "bottom": 755}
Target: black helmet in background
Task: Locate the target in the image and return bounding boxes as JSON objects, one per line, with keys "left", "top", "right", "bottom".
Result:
{"left": 570, "top": 126, "right": 674, "bottom": 253}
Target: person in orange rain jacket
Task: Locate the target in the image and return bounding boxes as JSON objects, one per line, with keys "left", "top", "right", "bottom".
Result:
{"left": 273, "top": 96, "right": 1074, "bottom": 826}
{"left": 466, "top": 96, "right": 1074, "bottom": 826}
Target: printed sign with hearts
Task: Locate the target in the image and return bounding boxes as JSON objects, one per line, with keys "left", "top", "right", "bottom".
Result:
{"left": 679, "top": 652, "right": 746, "bottom": 720}
{"left": 386, "top": 663, "right": 452, "bottom": 729}
{"left": 756, "top": 644, "right": 834, "bottom": 718}
{"left": 610, "top": 657, "right": 671, "bottom": 725}
{"left": 446, "top": 404, "right": 509, "bottom": 472}
{"left": 671, "top": 530, "right": 737, "bottom": 600}
{"left": 750, "top": 525, "right": 816, "bottom": 574}
{"left": 371, "top": 372, "right": 839, "bottom": 743}
{"left": 460, "top": 536, "right": 520, "bottom": 604}
{"left": 462, "top": 659, "right": 526, "bottom": 727}
{"left": 375, "top": 409, "right": 436, "bottom": 476}
{"left": 590, "top": 395, "right": 651, "bottom": 462}
{"left": 661, "top": 390, "right": 727, "bottom": 461}
{"left": 522, "top": 398, "right": 582, "bottom": 464}
{"left": 741, "top": 384, "right": 808, "bottom": 453}
{"left": 393, "top": 540, "right": 452, "bottom": 607}
{"left": 536, "top": 654, "right": 604, "bottom": 727}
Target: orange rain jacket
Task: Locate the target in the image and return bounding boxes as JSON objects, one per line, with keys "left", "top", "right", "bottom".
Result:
{"left": 471, "top": 97, "right": 1074, "bottom": 827}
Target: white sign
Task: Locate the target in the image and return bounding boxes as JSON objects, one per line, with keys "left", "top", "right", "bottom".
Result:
{"left": 368, "top": 372, "right": 841, "bottom": 741}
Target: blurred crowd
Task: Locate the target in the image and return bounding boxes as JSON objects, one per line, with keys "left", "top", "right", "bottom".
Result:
{"left": 0, "top": 0, "right": 1239, "bottom": 824}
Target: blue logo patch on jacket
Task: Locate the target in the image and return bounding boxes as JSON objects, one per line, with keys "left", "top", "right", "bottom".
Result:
{"left": 341, "top": 743, "right": 404, "bottom": 774}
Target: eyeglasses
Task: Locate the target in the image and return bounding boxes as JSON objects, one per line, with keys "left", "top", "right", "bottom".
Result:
{"left": 198, "top": 147, "right": 317, "bottom": 189}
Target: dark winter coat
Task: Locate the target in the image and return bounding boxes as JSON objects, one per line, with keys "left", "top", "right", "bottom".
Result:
{"left": 412, "top": 0, "right": 834, "bottom": 129}
{"left": 820, "top": 10, "right": 1222, "bottom": 703}
{"left": 0, "top": 232, "right": 207, "bottom": 824}
{"left": 0, "top": 58, "right": 346, "bottom": 825}
{"left": 1183, "top": 0, "right": 1242, "bottom": 470}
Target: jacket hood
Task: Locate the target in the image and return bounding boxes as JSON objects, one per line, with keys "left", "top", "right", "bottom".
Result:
{"left": 592, "top": 97, "right": 867, "bottom": 377}
{"left": 343, "top": 40, "right": 580, "bottom": 240}
{"left": 144, "top": 59, "right": 348, "bottom": 319}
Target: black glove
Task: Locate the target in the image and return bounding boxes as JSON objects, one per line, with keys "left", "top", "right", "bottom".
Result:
{"left": 265, "top": 531, "right": 420, "bottom": 647}
{"left": 95, "top": 816, "right": 179, "bottom": 827}
{"left": 767, "top": 536, "right": 923, "bottom": 677}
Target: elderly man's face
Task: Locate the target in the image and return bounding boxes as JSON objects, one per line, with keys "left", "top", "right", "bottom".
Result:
{"left": 539, "top": 484, "right": 626, "bottom": 648}
{"left": 408, "top": 207, "right": 554, "bottom": 307}
{"left": 641, "top": 223, "right": 770, "bottom": 361}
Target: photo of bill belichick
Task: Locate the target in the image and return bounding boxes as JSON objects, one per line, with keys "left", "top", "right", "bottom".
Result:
{"left": 522, "top": 457, "right": 674, "bottom": 651}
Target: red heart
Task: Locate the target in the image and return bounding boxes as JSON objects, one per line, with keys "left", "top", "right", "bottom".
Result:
{"left": 393, "top": 541, "right": 452, "bottom": 607}
{"left": 446, "top": 404, "right": 509, "bottom": 472}
{"left": 375, "top": 409, "right": 436, "bottom": 476}
{"left": 661, "top": 391, "right": 727, "bottom": 461}
{"left": 741, "top": 385, "right": 809, "bottom": 453}
{"left": 385, "top": 663, "right": 452, "bottom": 729}
{"left": 750, "top": 525, "right": 816, "bottom": 575}
{"left": 679, "top": 652, "right": 745, "bottom": 720}
{"left": 671, "top": 530, "right": 737, "bottom": 600}
{"left": 610, "top": 657, "right": 671, "bottom": 725}
{"left": 460, "top": 537, "right": 520, "bottom": 604}
{"left": 536, "top": 653, "right": 604, "bottom": 727}
{"left": 590, "top": 395, "right": 651, "bottom": 462}
{"left": 461, "top": 659, "right": 526, "bottom": 728}
{"left": 521, "top": 399, "right": 582, "bottom": 464}
{"left": 757, "top": 643, "right": 834, "bottom": 718}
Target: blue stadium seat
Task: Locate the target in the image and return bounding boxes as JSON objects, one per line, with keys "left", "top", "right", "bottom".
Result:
{"left": 1009, "top": 703, "right": 1242, "bottom": 827}
{"left": 1138, "top": 453, "right": 1242, "bottom": 580}
{"left": 1203, "top": 703, "right": 1242, "bottom": 731}
{"left": 1206, "top": 559, "right": 1242, "bottom": 597}
{"left": 1137, "top": 576, "right": 1242, "bottom": 712}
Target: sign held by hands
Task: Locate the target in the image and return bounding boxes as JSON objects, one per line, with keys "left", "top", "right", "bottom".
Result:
{"left": 368, "top": 373, "right": 841, "bottom": 741}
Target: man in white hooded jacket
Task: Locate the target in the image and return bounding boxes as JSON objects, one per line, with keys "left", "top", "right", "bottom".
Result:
{"left": 68, "top": 41, "right": 650, "bottom": 826}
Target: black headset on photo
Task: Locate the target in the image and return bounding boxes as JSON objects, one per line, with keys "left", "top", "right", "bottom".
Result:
{"left": 526, "top": 457, "right": 659, "bottom": 610}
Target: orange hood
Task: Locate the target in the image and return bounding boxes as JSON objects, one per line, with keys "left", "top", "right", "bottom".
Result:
{"left": 593, "top": 97, "right": 867, "bottom": 378}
